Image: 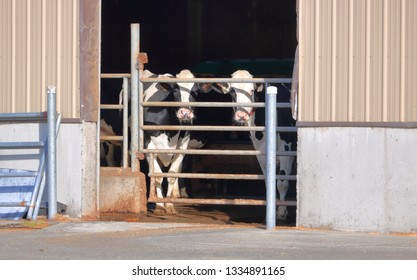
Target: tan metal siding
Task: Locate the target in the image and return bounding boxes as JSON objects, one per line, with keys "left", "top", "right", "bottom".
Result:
{"left": 0, "top": 0, "right": 80, "bottom": 119}
{"left": 404, "top": 0, "right": 417, "bottom": 121}
{"left": 366, "top": 0, "right": 383, "bottom": 121}
{"left": 349, "top": 0, "right": 366, "bottom": 121}
{"left": 299, "top": 0, "right": 417, "bottom": 123}
{"left": 298, "top": 0, "right": 315, "bottom": 121}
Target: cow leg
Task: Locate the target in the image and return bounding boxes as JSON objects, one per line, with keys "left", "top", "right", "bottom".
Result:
{"left": 165, "top": 153, "right": 187, "bottom": 214}
{"left": 101, "top": 141, "right": 117, "bottom": 167}
{"left": 153, "top": 176, "right": 167, "bottom": 215}
{"left": 276, "top": 140, "right": 295, "bottom": 222}
{"left": 165, "top": 133, "right": 190, "bottom": 214}
{"left": 146, "top": 155, "right": 167, "bottom": 215}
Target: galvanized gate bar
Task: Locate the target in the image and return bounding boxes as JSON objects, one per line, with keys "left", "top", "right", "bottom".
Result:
{"left": 144, "top": 148, "right": 297, "bottom": 156}
{"left": 140, "top": 125, "right": 297, "bottom": 132}
{"left": 0, "top": 171, "right": 38, "bottom": 177}
{"left": 0, "top": 142, "right": 45, "bottom": 149}
{"left": 101, "top": 104, "right": 124, "bottom": 110}
{"left": 100, "top": 73, "right": 131, "bottom": 78}
{"left": 147, "top": 172, "right": 296, "bottom": 181}
{"left": 141, "top": 77, "right": 293, "bottom": 83}
{"left": 141, "top": 101, "right": 292, "bottom": 108}
{"left": 147, "top": 197, "right": 297, "bottom": 207}
{"left": 0, "top": 112, "right": 48, "bottom": 122}
{"left": 100, "top": 135, "right": 124, "bottom": 141}
{"left": 0, "top": 202, "right": 32, "bottom": 207}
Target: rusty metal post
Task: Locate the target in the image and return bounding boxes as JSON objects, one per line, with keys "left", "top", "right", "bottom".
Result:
{"left": 122, "top": 77, "right": 129, "bottom": 168}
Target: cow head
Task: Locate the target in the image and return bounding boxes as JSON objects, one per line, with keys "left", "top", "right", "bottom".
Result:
{"left": 226, "top": 70, "right": 258, "bottom": 125}
{"left": 175, "top": 69, "right": 197, "bottom": 124}
{"left": 143, "top": 69, "right": 198, "bottom": 125}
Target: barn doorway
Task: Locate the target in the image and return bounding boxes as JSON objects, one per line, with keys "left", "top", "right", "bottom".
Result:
{"left": 100, "top": 0, "right": 298, "bottom": 226}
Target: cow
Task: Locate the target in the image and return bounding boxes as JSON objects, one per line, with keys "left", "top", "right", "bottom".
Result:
{"left": 225, "top": 70, "right": 296, "bottom": 222}
{"left": 100, "top": 118, "right": 121, "bottom": 167}
{"left": 99, "top": 84, "right": 125, "bottom": 167}
{"left": 142, "top": 69, "right": 202, "bottom": 214}
{"left": 180, "top": 80, "right": 234, "bottom": 197}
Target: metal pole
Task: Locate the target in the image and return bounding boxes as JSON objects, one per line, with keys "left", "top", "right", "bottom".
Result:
{"left": 265, "top": 85, "right": 277, "bottom": 230}
{"left": 0, "top": 112, "right": 47, "bottom": 122}
{"left": 33, "top": 114, "right": 61, "bottom": 220}
{"left": 122, "top": 77, "right": 129, "bottom": 168}
{"left": 47, "top": 86, "right": 57, "bottom": 219}
{"left": 131, "top": 23, "right": 140, "bottom": 172}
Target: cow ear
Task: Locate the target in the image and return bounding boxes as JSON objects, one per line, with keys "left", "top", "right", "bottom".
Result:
{"left": 255, "top": 83, "right": 264, "bottom": 93}
{"left": 156, "top": 82, "right": 173, "bottom": 92}
{"left": 212, "top": 83, "right": 231, "bottom": 94}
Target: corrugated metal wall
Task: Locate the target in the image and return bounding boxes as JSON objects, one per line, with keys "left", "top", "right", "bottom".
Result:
{"left": 0, "top": 0, "right": 80, "bottom": 119}
{"left": 299, "top": 0, "right": 417, "bottom": 123}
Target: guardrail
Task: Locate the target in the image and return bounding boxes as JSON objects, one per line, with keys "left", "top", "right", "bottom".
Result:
{"left": 0, "top": 86, "right": 61, "bottom": 220}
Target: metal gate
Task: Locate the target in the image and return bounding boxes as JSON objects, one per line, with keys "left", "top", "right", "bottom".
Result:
{"left": 100, "top": 24, "right": 297, "bottom": 229}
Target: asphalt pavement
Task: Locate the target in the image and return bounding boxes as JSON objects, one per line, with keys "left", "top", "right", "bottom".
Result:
{"left": 1, "top": 219, "right": 417, "bottom": 260}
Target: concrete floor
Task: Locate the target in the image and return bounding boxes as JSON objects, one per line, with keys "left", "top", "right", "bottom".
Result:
{"left": 1, "top": 218, "right": 417, "bottom": 260}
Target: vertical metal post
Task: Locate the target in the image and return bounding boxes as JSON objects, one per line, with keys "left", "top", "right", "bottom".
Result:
{"left": 265, "top": 85, "right": 277, "bottom": 230}
{"left": 131, "top": 23, "right": 140, "bottom": 172}
{"left": 47, "top": 86, "right": 57, "bottom": 219}
{"left": 122, "top": 77, "right": 129, "bottom": 168}
{"left": 33, "top": 114, "right": 61, "bottom": 220}
{"left": 138, "top": 61, "right": 144, "bottom": 153}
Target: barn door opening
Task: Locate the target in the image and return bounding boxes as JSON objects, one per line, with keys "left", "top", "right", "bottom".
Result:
{"left": 100, "top": 0, "right": 298, "bottom": 226}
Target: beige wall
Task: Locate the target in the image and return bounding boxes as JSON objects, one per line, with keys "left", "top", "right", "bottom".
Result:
{"left": 0, "top": 0, "right": 80, "bottom": 119}
{"left": 298, "top": 0, "right": 417, "bottom": 123}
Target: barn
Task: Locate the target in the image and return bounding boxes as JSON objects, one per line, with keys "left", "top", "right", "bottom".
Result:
{"left": 297, "top": 0, "right": 417, "bottom": 232}
{"left": 1, "top": 0, "right": 416, "bottom": 233}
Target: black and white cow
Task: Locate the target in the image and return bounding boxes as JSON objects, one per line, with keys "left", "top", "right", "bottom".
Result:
{"left": 226, "top": 70, "right": 296, "bottom": 222}
{"left": 100, "top": 81, "right": 125, "bottom": 167}
{"left": 180, "top": 80, "right": 234, "bottom": 196}
{"left": 100, "top": 118, "right": 121, "bottom": 167}
{"left": 142, "top": 69, "right": 202, "bottom": 214}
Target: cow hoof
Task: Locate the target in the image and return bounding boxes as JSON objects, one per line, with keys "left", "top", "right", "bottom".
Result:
{"left": 153, "top": 205, "right": 167, "bottom": 216}
{"left": 180, "top": 188, "right": 189, "bottom": 198}
{"left": 165, "top": 204, "right": 177, "bottom": 215}
{"left": 276, "top": 217, "right": 288, "bottom": 225}
{"left": 277, "top": 206, "right": 288, "bottom": 223}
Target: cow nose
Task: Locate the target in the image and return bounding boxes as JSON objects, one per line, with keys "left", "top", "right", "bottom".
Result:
{"left": 235, "top": 110, "right": 249, "bottom": 122}
{"left": 177, "top": 108, "right": 194, "bottom": 120}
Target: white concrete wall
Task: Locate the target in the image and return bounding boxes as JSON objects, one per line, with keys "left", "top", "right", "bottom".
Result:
{"left": 0, "top": 122, "right": 98, "bottom": 218}
{"left": 297, "top": 127, "right": 417, "bottom": 233}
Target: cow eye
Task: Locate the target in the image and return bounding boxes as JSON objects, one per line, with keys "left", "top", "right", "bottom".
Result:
{"left": 229, "top": 90, "right": 237, "bottom": 101}
{"left": 172, "top": 89, "right": 181, "bottom": 100}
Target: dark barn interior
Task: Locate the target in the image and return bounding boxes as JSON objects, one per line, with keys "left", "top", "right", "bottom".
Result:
{"left": 101, "top": 0, "right": 297, "bottom": 74}
{"left": 101, "top": 0, "right": 297, "bottom": 225}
